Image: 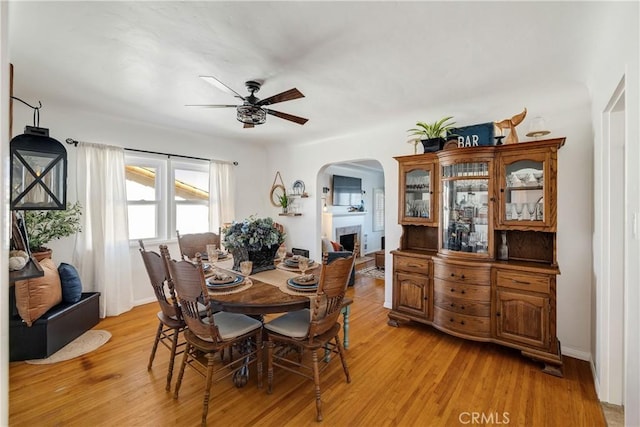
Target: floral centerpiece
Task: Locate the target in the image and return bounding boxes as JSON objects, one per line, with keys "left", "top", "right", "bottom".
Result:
{"left": 222, "top": 216, "right": 285, "bottom": 273}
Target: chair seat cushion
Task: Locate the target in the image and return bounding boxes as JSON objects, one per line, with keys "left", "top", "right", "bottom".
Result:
{"left": 200, "top": 311, "right": 262, "bottom": 341}
{"left": 264, "top": 309, "right": 310, "bottom": 339}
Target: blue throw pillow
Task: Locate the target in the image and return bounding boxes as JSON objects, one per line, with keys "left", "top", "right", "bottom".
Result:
{"left": 58, "top": 263, "right": 83, "bottom": 303}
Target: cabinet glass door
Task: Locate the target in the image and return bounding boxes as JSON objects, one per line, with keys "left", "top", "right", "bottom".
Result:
{"left": 441, "top": 162, "right": 491, "bottom": 256}
{"left": 401, "top": 165, "right": 435, "bottom": 224}
{"left": 501, "top": 158, "right": 545, "bottom": 225}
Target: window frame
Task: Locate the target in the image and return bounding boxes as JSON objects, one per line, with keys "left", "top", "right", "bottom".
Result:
{"left": 125, "top": 152, "right": 210, "bottom": 243}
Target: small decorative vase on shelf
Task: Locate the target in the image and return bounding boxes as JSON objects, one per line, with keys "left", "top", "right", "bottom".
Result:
{"left": 498, "top": 231, "right": 509, "bottom": 261}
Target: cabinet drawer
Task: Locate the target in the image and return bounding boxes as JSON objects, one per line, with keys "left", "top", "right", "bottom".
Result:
{"left": 433, "top": 292, "right": 490, "bottom": 317}
{"left": 434, "top": 263, "right": 489, "bottom": 284}
{"left": 394, "top": 255, "right": 431, "bottom": 275}
{"left": 434, "top": 279, "right": 490, "bottom": 301}
{"left": 496, "top": 270, "right": 551, "bottom": 294}
{"left": 433, "top": 307, "right": 490, "bottom": 337}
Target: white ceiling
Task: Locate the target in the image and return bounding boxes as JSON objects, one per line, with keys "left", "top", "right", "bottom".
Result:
{"left": 8, "top": 1, "right": 607, "bottom": 147}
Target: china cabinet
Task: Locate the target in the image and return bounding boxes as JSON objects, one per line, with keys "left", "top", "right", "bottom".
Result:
{"left": 389, "top": 138, "right": 565, "bottom": 376}
{"left": 397, "top": 156, "right": 437, "bottom": 226}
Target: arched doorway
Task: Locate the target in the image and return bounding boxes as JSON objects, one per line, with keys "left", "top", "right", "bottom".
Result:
{"left": 317, "top": 159, "right": 385, "bottom": 259}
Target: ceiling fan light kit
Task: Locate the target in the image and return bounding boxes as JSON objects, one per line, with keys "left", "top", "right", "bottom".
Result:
{"left": 237, "top": 104, "right": 266, "bottom": 125}
{"left": 190, "top": 76, "right": 308, "bottom": 127}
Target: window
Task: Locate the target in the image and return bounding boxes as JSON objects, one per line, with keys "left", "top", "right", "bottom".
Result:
{"left": 125, "top": 153, "right": 210, "bottom": 241}
{"left": 373, "top": 187, "right": 385, "bottom": 232}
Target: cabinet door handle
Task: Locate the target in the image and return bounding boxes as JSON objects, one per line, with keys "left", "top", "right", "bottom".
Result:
{"left": 450, "top": 288, "right": 455, "bottom": 292}
{"left": 450, "top": 303, "right": 455, "bottom": 307}
{"left": 461, "top": 274, "right": 466, "bottom": 279}
{"left": 407, "top": 264, "right": 422, "bottom": 268}
{"left": 461, "top": 290, "right": 466, "bottom": 294}
{"left": 512, "top": 279, "right": 531, "bottom": 285}
{"left": 450, "top": 273, "right": 455, "bottom": 277}
{"left": 460, "top": 321, "right": 465, "bottom": 325}
{"left": 460, "top": 306, "right": 465, "bottom": 310}
{"left": 449, "top": 318, "right": 454, "bottom": 322}
{"left": 496, "top": 312, "right": 501, "bottom": 317}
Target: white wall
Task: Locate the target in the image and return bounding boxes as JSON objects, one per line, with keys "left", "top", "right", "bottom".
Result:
{"left": 267, "top": 82, "right": 595, "bottom": 361}
{"left": 587, "top": 1, "right": 639, "bottom": 422}
{"left": 10, "top": 101, "right": 272, "bottom": 305}
{"left": 1, "top": 3, "right": 10, "bottom": 424}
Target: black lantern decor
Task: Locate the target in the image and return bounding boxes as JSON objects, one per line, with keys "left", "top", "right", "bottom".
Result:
{"left": 10, "top": 125, "right": 67, "bottom": 210}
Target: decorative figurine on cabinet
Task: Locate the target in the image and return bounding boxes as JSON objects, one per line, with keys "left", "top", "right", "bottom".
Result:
{"left": 495, "top": 108, "right": 527, "bottom": 144}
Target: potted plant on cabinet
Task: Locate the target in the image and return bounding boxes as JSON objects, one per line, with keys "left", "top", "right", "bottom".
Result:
{"left": 407, "top": 116, "right": 457, "bottom": 152}
{"left": 24, "top": 201, "right": 82, "bottom": 261}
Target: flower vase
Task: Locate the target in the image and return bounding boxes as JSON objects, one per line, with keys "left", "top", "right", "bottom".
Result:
{"left": 230, "top": 244, "right": 279, "bottom": 274}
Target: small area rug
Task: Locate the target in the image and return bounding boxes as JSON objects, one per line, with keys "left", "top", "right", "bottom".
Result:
{"left": 358, "top": 266, "right": 385, "bottom": 280}
{"left": 25, "top": 330, "right": 111, "bottom": 365}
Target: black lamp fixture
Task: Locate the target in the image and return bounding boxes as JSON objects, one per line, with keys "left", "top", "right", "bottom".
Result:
{"left": 10, "top": 97, "right": 67, "bottom": 210}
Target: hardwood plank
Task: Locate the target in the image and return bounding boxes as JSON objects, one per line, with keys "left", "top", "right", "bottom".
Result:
{"left": 9, "top": 275, "right": 605, "bottom": 426}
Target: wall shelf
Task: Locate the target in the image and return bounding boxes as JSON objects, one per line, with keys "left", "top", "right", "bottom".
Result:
{"left": 278, "top": 213, "right": 302, "bottom": 217}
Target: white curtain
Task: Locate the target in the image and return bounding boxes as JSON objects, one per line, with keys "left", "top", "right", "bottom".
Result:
{"left": 73, "top": 142, "right": 133, "bottom": 318}
{"left": 209, "top": 161, "right": 236, "bottom": 231}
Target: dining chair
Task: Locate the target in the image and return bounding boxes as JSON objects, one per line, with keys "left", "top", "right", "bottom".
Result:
{"left": 138, "top": 240, "right": 187, "bottom": 392}
{"left": 160, "top": 245, "right": 263, "bottom": 427}
{"left": 176, "top": 230, "right": 220, "bottom": 260}
{"left": 265, "top": 242, "right": 358, "bottom": 422}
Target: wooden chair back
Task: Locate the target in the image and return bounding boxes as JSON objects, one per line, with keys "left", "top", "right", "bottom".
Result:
{"left": 139, "top": 240, "right": 181, "bottom": 321}
{"left": 176, "top": 230, "right": 220, "bottom": 260}
{"left": 160, "top": 245, "right": 220, "bottom": 341}
{"left": 308, "top": 242, "right": 358, "bottom": 342}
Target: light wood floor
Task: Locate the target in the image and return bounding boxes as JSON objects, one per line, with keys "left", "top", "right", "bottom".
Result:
{"left": 9, "top": 273, "right": 605, "bottom": 426}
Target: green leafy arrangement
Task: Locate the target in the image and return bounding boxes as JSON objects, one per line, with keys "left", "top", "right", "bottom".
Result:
{"left": 222, "top": 216, "right": 285, "bottom": 251}
{"left": 24, "top": 202, "right": 83, "bottom": 252}
{"left": 277, "top": 192, "right": 290, "bottom": 208}
{"left": 407, "top": 116, "right": 457, "bottom": 139}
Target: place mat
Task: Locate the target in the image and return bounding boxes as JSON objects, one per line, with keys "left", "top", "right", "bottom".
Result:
{"left": 286, "top": 278, "right": 318, "bottom": 293}
{"left": 251, "top": 268, "right": 320, "bottom": 297}
{"left": 276, "top": 262, "right": 320, "bottom": 273}
{"left": 207, "top": 278, "right": 253, "bottom": 295}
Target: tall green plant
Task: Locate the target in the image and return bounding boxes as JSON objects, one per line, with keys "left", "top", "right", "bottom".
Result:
{"left": 24, "top": 202, "right": 82, "bottom": 252}
{"left": 407, "top": 116, "right": 457, "bottom": 139}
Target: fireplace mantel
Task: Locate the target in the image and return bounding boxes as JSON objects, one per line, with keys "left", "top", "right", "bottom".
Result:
{"left": 327, "top": 211, "right": 368, "bottom": 218}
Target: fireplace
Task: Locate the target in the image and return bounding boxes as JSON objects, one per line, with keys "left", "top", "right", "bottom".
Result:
{"left": 335, "top": 225, "right": 361, "bottom": 256}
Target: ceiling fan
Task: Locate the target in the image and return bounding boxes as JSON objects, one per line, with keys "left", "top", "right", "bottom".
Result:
{"left": 187, "top": 76, "right": 308, "bottom": 128}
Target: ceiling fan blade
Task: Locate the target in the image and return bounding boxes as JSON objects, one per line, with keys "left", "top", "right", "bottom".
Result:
{"left": 266, "top": 109, "right": 308, "bottom": 125}
{"left": 257, "top": 88, "right": 304, "bottom": 106}
{"left": 199, "top": 76, "right": 245, "bottom": 100}
{"left": 243, "top": 123, "right": 254, "bottom": 129}
{"left": 184, "top": 104, "right": 238, "bottom": 108}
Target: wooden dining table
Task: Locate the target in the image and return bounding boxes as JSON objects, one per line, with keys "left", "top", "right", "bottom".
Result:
{"left": 205, "top": 258, "right": 353, "bottom": 348}
{"left": 208, "top": 278, "right": 309, "bottom": 315}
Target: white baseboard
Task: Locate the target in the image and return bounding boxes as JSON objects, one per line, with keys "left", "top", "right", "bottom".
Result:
{"left": 561, "top": 346, "right": 592, "bottom": 362}
{"left": 134, "top": 296, "right": 156, "bottom": 307}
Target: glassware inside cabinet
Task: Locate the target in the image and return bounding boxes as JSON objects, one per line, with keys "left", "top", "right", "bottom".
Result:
{"left": 441, "top": 162, "right": 490, "bottom": 254}
{"left": 504, "top": 160, "right": 544, "bottom": 222}
{"left": 404, "top": 168, "right": 431, "bottom": 219}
